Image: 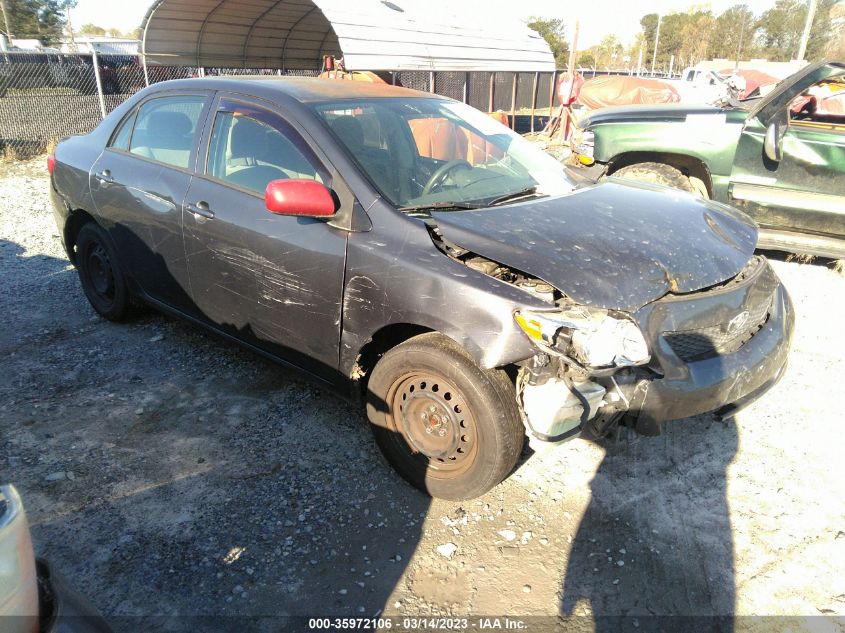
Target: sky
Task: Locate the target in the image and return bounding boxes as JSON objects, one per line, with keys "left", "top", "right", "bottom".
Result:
{"left": 69, "top": 0, "right": 782, "bottom": 48}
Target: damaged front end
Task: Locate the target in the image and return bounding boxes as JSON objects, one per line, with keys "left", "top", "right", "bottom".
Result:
{"left": 508, "top": 254, "right": 792, "bottom": 444}
{"left": 425, "top": 184, "right": 791, "bottom": 446}
{"left": 512, "top": 304, "right": 654, "bottom": 443}
{"left": 429, "top": 233, "right": 655, "bottom": 444}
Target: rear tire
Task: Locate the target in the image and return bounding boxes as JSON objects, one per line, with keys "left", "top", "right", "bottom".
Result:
{"left": 366, "top": 333, "right": 524, "bottom": 500}
{"left": 611, "top": 162, "right": 696, "bottom": 194}
{"left": 75, "top": 222, "right": 132, "bottom": 321}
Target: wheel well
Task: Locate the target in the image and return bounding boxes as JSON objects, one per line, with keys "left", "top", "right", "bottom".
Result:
{"left": 608, "top": 152, "right": 713, "bottom": 197}
{"left": 64, "top": 209, "right": 97, "bottom": 266}
{"left": 353, "top": 323, "right": 435, "bottom": 393}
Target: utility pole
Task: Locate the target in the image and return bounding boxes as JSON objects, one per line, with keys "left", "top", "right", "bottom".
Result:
{"left": 651, "top": 13, "right": 662, "bottom": 76}
{"left": 797, "top": 0, "right": 818, "bottom": 61}
{"left": 66, "top": 6, "right": 78, "bottom": 52}
{"left": 734, "top": 12, "right": 747, "bottom": 71}
{"left": 1, "top": 0, "right": 13, "bottom": 40}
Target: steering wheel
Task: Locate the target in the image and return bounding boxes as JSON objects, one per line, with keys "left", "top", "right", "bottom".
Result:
{"left": 422, "top": 159, "right": 472, "bottom": 196}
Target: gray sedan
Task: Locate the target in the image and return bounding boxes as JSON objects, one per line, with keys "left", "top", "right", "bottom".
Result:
{"left": 49, "top": 77, "right": 793, "bottom": 499}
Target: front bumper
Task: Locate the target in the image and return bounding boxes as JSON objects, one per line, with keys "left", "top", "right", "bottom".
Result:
{"left": 633, "top": 278, "right": 793, "bottom": 433}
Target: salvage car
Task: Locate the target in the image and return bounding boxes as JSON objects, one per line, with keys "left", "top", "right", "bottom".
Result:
{"left": 570, "top": 60, "right": 845, "bottom": 258}
{"left": 0, "top": 485, "right": 112, "bottom": 632}
{"left": 49, "top": 77, "right": 793, "bottom": 499}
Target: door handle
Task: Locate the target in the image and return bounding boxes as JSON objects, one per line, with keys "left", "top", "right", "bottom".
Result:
{"left": 186, "top": 200, "right": 214, "bottom": 219}
{"left": 96, "top": 169, "right": 114, "bottom": 184}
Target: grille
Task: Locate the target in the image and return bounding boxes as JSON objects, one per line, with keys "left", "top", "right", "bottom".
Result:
{"left": 663, "top": 295, "right": 772, "bottom": 362}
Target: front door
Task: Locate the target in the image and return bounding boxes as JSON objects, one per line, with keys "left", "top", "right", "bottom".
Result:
{"left": 183, "top": 96, "right": 348, "bottom": 377}
{"left": 728, "top": 67, "right": 845, "bottom": 239}
{"left": 89, "top": 92, "right": 211, "bottom": 312}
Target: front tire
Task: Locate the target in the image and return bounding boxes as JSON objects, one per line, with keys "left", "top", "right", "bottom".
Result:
{"left": 366, "top": 333, "right": 524, "bottom": 500}
{"left": 611, "top": 162, "right": 696, "bottom": 194}
{"left": 75, "top": 222, "right": 132, "bottom": 321}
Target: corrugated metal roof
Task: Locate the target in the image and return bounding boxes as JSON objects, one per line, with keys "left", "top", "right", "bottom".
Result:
{"left": 140, "top": 0, "right": 555, "bottom": 71}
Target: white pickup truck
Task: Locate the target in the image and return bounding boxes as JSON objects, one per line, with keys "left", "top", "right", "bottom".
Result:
{"left": 671, "top": 67, "right": 738, "bottom": 104}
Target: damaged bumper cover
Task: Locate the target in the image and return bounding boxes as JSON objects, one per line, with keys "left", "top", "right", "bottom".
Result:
{"left": 518, "top": 256, "right": 793, "bottom": 441}
{"left": 632, "top": 277, "right": 793, "bottom": 434}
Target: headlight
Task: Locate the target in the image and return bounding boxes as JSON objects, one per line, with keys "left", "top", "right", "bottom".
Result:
{"left": 515, "top": 305, "right": 650, "bottom": 369}
{"left": 571, "top": 129, "right": 594, "bottom": 165}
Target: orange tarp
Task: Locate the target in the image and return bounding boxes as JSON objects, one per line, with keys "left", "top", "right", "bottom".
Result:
{"left": 318, "top": 70, "right": 387, "bottom": 83}
{"left": 409, "top": 117, "right": 504, "bottom": 165}
{"left": 576, "top": 75, "right": 680, "bottom": 109}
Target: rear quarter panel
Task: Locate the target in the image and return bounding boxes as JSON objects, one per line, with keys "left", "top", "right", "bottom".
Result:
{"left": 50, "top": 93, "right": 144, "bottom": 254}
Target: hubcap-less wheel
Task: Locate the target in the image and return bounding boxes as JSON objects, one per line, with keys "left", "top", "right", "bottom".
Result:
{"left": 387, "top": 371, "right": 477, "bottom": 477}
{"left": 367, "top": 332, "right": 524, "bottom": 499}
{"left": 86, "top": 243, "right": 115, "bottom": 300}
{"left": 75, "top": 223, "right": 132, "bottom": 322}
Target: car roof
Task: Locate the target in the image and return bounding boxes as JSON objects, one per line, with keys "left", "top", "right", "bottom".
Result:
{"left": 147, "top": 75, "right": 442, "bottom": 103}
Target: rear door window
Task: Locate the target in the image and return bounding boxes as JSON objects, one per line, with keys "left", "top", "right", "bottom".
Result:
{"left": 129, "top": 96, "right": 207, "bottom": 169}
{"left": 110, "top": 110, "right": 136, "bottom": 151}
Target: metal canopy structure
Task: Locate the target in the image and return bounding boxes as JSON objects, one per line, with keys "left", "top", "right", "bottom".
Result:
{"left": 140, "top": 0, "right": 555, "bottom": 71}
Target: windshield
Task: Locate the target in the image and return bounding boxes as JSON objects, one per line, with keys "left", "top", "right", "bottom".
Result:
{"left": 312, "top": 98, "right": 574, "bottom": 209}
{"left": 749, "top": 61, "right": 839, "bottom": 121}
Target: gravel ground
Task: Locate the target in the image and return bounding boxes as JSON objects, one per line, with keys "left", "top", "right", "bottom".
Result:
{"left": 1, "top": 157, "right": 844, "bottom": 632}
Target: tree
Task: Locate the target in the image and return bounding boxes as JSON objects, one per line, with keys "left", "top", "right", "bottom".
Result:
{"left": 826, "top": 2, "right": 845, "bottom": 58}
{"left": 640, "top": 9, "right": 716, "bottom": 71}
{"left": 756, "top": 0, "right": 837, "bottom": 61}
{"left": 527, "top": 17, "right": 570, "bottom": 68}
{"left": 577, "top": 52, "right": 596, "bottom": 68}
{"left": 595, "top": 34, "right": 624, "bottom": 69}
{"left": 709, "top": 4, "right": 758, "bottom": 61}
{"left": 678, "top": 11, "right": 716, "bottom": 67}
{"left": 3, "top": 0, "right": 75, "bottom": 45}
{"left": 78, "top": 22, "right": 105, "bottom": 36}
{"left": 640, "top": 13, "right": 659, "bottom": 62}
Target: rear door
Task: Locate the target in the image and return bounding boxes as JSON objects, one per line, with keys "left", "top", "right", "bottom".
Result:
{"left": 728, "top": 64, "right": 845, "bottom": 240}
{"left": 89, "top": 92, "right": 212, "bottom": 313}
{"left": 182, "top": 94, "right": 348, "bottom": 376}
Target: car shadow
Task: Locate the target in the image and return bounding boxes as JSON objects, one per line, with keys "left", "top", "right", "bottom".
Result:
{"left": 1, "top": 235, "right": 434, "bottom": 631}
{"left": 558, "top": 411, "right": 738, "bottom": 630}
{"left": 560, "top": 325, "right": 738, "bottom": 630}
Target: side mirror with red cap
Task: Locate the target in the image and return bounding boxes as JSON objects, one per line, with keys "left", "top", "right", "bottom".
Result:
{"left": 265, "top": 179, "right": 337, "bottom": 218}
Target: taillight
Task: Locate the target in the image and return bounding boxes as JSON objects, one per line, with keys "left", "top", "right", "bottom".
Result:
{"left": 47, "top": 154, "right": 56, "bottom": 175}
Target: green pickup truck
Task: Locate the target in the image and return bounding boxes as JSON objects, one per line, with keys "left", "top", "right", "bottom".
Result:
{"left": 570, "top": 60, "right": 845, "bottom": 258}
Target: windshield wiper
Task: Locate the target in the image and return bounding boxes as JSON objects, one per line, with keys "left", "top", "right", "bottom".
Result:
{"left": 398, "top": 201, "right": 484, "bottom": 213}
{"left": 488, "top": 186, "right": 545, "bottom": 207}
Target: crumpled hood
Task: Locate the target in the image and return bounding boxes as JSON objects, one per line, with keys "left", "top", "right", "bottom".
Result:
{"left": 431, "top": 180, "right": 758, "bottom": 312}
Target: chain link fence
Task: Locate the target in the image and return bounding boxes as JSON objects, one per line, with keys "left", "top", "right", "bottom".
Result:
{"left": 1, "top": 51, "right": 563, "bottom": 160}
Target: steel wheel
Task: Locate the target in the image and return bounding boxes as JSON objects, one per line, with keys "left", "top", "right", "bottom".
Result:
{"left": 75, "top": 222, "right": 132, "bottom": 321}
{"left": 386, "top": 371, "right": 478, "bottom": 478}
{"left": 85, "top": 242, "right": 116, "bottom": 302}
{"left": 367, "top": 333, "right": 524, "bottom": 499}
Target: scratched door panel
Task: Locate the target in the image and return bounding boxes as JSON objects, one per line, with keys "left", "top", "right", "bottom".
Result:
{"left": 729, "top": 116, "right": 845, "bottom": 236}
{"left": 90, "top": 150, "right": 196, "bottom": 312}
{"left": 183, "top": 177, "right": 347, "bottom": 375}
